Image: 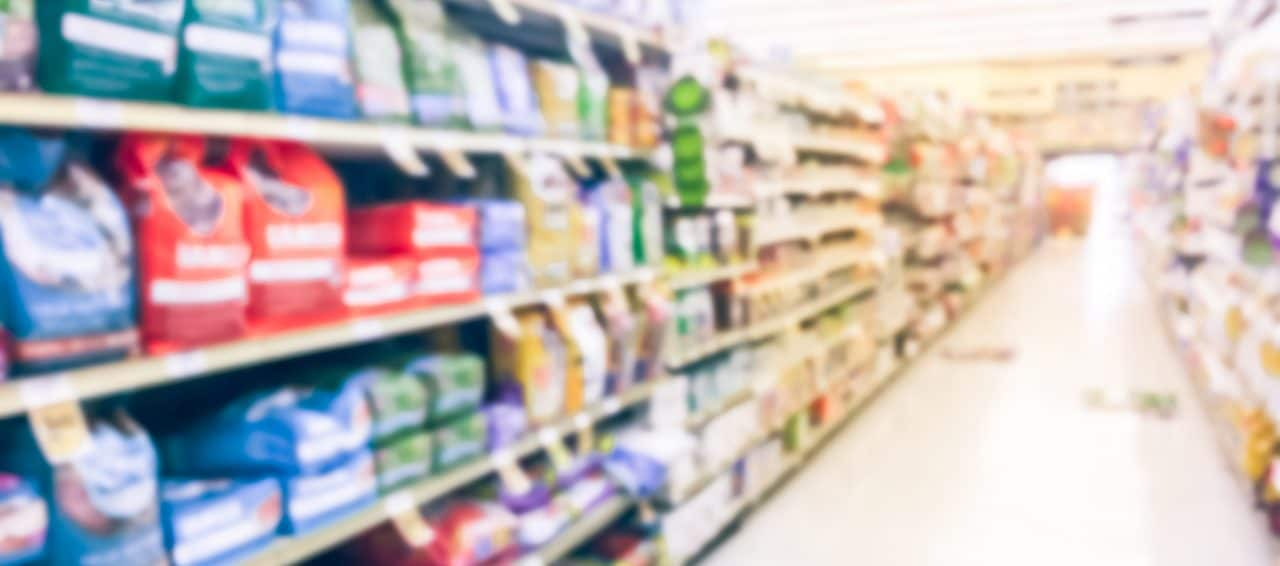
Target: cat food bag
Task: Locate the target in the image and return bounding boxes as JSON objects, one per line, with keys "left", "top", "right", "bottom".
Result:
{"left": 512, "top": 154, "right": 577, "bottom": 288}
{"left": 349, "top": 0, "right": 410, "bottom": 120}
{"left": 343, "top": 255, "right": 415, "bottom": 316}
{"left": 7, "top": 410, "right": 168, "bottom": 566}
{"left": 326, "top": 364, "right": 427, "bottom": 443}
{"left": 384, "top": 0, "right": 463, "bottom": 127}
{"left": 402, "top": 353, "right": 485, "bottom": 425}
{"left": 373, "top": 432, "right": 430, "bottom": 492}
{"left": 588, "top": 178, "right": 635, "bottom": 273}
{"left": 427, "top": 411, "right": 487, "bottom": 472}
{"left": 0, "top": 473, "right": 46, "bottom": 564}
{"left": 529, "top": 59, "right": 581, "bottom": 139}
{"left": 565, "top": 302, "right": 608, "bottom": 408}
{"left": 491, "top": 309, "right": 567, "bottom": 425}
{"left": 579, "top": 66, "right": 609, "bottom": 141}
{"left": 115, "top": 134, "right": 248, "bottom": 354}
{"left": 412, "top": 251, "right": 480, "bottom": 306}
{"left": 480, "top": 249, "right": 531, "bottom": 295}
{"left": 348, "top": 202, "right": 477, "bottom": 256}
{"left": 488, "top": 44, "right": 544, "bottom": 136}
{"left": 175, "top": 0, "right": 275, "bottom": 109}
{"left": 468, "top": 199, "right": 526, "bottom": 253}
{"left": 36, "top": 0, "right": 183, "bottom": 101}
{"left": 278, "top": 451, "right": 376, "bottom": 534}
{"left": 160, "top": 478, "right": 281, "bottom": 566}
{"left": 0, "top": 1, "right": 35, "bottom": 91}
{"left": 0, "top": 132, "right": 137, "bottom": 372}
{"left": 450, "top": 31, "right": 502, "bottom": 131}
{"left": 273, "top": 0, "right": 357, "bottom": 118}
{"left": 225, "top": 140, "right": 345, "bottom": 326}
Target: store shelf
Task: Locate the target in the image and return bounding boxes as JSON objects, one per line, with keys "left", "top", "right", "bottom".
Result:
{"left": 755, "top": 216, "right": 881, "bottom": 248}
{"left": 0, "top": 268, "right": 658, "bottom": 419}
{"left": 525, "top": 495, "right": 634, "bottom": 564}
{"left": 722, "top": 131, "right": 886, "bottom": 165}
{"left": 445, "top": 0, "right": 670, "bottom": 59}
{"left": 0, "top": 93, "right": 646, "bottom": 160}
{"left": 668, "top": 263, "right": 758, "bottom": 291}
{"left": 245, "top": 380, "right": 658, "bottom": 566}
{"left": 763, "top": 175, "right": 883, "bottom": 199}
{"left": 685, "top": 389, "right": 756, "bottom": 429}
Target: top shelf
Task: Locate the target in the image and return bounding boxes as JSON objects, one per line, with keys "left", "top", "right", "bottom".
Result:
{"left": 445, "top": 0, "right": 672, "bottom": 61}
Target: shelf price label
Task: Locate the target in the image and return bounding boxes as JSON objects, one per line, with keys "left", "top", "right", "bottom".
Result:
{"left": 490, "top": 448, "right": 534, "bottom": 495}
{"left": 516, "top": 556, "right": 546, "bottom": 566}
{"left": 486, "top": 297, "right": 522, "bottom": 339}
{"left": 619, "top": 28, "right": 642, "bottom": 65}
{"left": 488, "top": 0, "right": 521, "bottom": 25}
{"left": 380, "top": 126, "right": 429, "bottom": 178}
{"left": 537, "top": 427, "right": 574, "bottom": 472}
{"left": 165, "top": 350, "right": 208, "bottom": 380}
{"left": 600, "top": 155, "right": 623, "bottom": 180}
{"left": 350, "top": 319, "right": 386, "bottom": 341}
{"left": 573, "top": 413, "right": 594, "bottom": 458}
{"left": 73, "top": 98, "right": 124, "bottom": 129}
{"left": 384, "top": 492, "right": 435, "bottom": 548}
{"left": 19, "top": 377, "right": 91, "bottom": 464}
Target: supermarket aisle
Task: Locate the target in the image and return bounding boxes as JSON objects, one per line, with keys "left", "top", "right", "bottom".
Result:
{"left": 703, "top": 164, "right": 1274, "bottom": 566}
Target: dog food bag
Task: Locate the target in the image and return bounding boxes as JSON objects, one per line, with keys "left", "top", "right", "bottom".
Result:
{"left": 279, "top": 450, "right": 377, "bottom": 534}
{"left": 412, "top": 250, "right": 480, "bottom": 306}
{"left": 0, "top": 1, "right": 35, "bottom": 91}
{"left": 343, "top": 255, "right": 415, "bottom": 315}
{"left": 529, "top": 59, "right": 581, "bottom": 139}
{"left": 0, "top": 133, "right": 137, "bottom": 372}
{"left": 7, "top": 410, "right": 168, "bottom": 566}
{"left": 175, "top": 0, "right": 275, "bottom": 110}
{"left": 488, "top": 43, "right": 544, "bottom": 136}
{"left": 402, "top": 353, "right": 485, "bottom": 425}
{"left": 36, "top": 0, "right": 183, "bottom": 101}
{"left": 588, "top": 178, "right": 635, "bottom": 273}
{"left": 0, "top": 473, "right": 46, "bottom": 565}
{"left": 480, "top": 248, "right": 532, "bottom": 295}
{"left": 160, "top": 478, "right": 282, "bottom": 566}
{"left": 491, "top": 309, "right": 567, "bottom": 425}
{"left": 512, "top": 154, "right": 576, "bottom": 288}
{"left": 349, "top": 0, "right": 410, "bottom": 120}
{"left": 545, "top": 304, "right": 587, "bottom": 415}
{"left": 373, "top": 432, "right": 430, "bottom": 492}
{"left": 468, "top": 199, "right": 526, "bottom": 252}
{"left": 579, "top": 66, "right": 609, "bottom": 141}
{"left": 450, "top": 30, "right": 502, "bottom": 132}
{"left": 348, "top": 202, "right": 477, "bottom": 256}
{"left": 325, "top": 364, "right": 427, "bottom": 443}
{"left": 566, "top": 302, "right": 608, "bottom": 408}
{"left": 225, "top": 140, "right": 345, "bottom": 325}
{"left": 273, "top": 0, "right": 357, "bottom": 118}
{"left": 427, "top": 411, "right": 487, "bottom": 472}
{"left": 383, "top": 0, "right": 463, "bottom": 127}
{"left": 115, "top": 134, "right": 248, "bottom": 354}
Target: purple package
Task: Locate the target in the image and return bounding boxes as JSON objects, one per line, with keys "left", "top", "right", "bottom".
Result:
{"left": 468, "top": 199, "right": 527, "bottom": 252}
{"left": 1256, "top": 159, "right": 1280, "bottom": 249}
{"left": 484, "top": 400, "right": 528, "bottom": 451}
{"left": 552, "top": 454, "right": 601, "bottom": 489}
{"left": 481, "top": 250, "right": 532, "bottom": 295}
{"left": 499, "top": 478, "right": 552, "bottom": 515}
{"left": 557, "top": 472, "right": 615, "bottom": 515}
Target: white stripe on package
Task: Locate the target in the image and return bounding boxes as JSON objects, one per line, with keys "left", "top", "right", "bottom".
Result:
{"left": 151, "top": 276, "right": 247, "bottom": 305}
{"left": 62, "top": 13, "right": 177, "bottom": 69}
{"left": 184, "top": 24, "right": 271, "bottom": 62}
{"left": 250, "top": 258, "right": 338, "bottom": 283}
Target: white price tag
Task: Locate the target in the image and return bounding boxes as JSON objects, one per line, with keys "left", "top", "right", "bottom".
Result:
{"left": 383, "top": 492, "right": 435, "bottom": 548}
{"left": 20, "top": 376, "right": 91, "bottom": 465}
{"left": 557, "top": 4, "right": 590, "bottom": 50}
{"left": 574, "top": 412, "right": 592, "bottom": 430}
{"left": 516, "top": 556, "right": 546, "bottom": 566}
{"left": 486, "top": 297, "right": 522, "bottom": 339}
{"left": 380, "top": 126, "right": 429, "bottom": 177}
{"left": 619, "top": 29, "right": 642, "bottom": 65}
{"left": 490, "top": 448, "right": 533, "bottom": 495}
{"left": 350, "top": 319, "right": 386, "bottom": 341}
{"left": 541, "top": 289, "right": 567, "bottom": 311}
{"left": 284, "top": 117, "right": 317, "bottom": 142}
{"left": 488, "top": 0, "right": 521, "bottom": 25}
{"left": 602, "top": 396, "right": 623, "bottom": 415}
{"left": 73, "top": 98, "right": 123, "bottom": 129}
{"left": 19, "top": 376, "right": 76, "bottom": 410}
{"left": 164, "top": 351, "right": 208, "bottom": 380}
{"left": 383, "top": 491, "right": 417, "bottom": 516}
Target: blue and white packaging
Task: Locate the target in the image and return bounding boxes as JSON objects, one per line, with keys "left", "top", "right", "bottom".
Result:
{"left": 480, "top": 249, "right": 531, "bottom": 295}
{"left": 163, "top": 384, "right": 372, "bottom": 477}
{"left": 585, "top": 179, "right": 634, "bottom": 273}
{"left": 0, "top": 473, "right": 47, "bottom": 565}
{"left": 273, "top": 0, "right": 357, "bottom": 118}
{"left": 468, "top": 199, "right": 526, "bottom": 252}
{"left": 160, "top": 478, "right": 282, "bottom": 566}
{"left": 279, "top": 451, "right": 376, "bottom": 534}
{"left": 0, "top": 130, "right": 136, "bottom": 373}
{"left": 487, "top": 43, "right": 544, "bottom": 136}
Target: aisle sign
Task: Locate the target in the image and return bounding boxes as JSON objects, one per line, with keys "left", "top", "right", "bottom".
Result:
{"left": 573, "top": 413, "right": 594, "bottom": 457}
{"left": 488, "top": 0, "right": 521, "bottom": 25}
{"left": 20, "top": 377, "right": 91, "bottom": 464}
{"left": 384, "top": 492, "right": 435, "bottom": 547}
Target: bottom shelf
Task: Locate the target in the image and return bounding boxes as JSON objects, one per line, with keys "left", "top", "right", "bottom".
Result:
{"left": 524, "top": 496, "right": 635, "bottom": 565}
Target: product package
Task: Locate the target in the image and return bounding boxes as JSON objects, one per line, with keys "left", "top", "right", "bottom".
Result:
{"left": 480, "top": 249, "right": 532, "bottom": 295}
{"left": 402, "top": 353, "right": 485, "bottom": 425}
{"left": 529, "top": 59, "right": 582, "bottom": 139}
{"left": 428, "top": 411, "right": 487, "bottom": 472}
{"left": 579, "top": 66, "right": 609, "bottom": 141}
{"left": 0, "top": 473, "right": 46, "bottom": 565}
{"left": 116, "top": 134, "right": 248, "bottom": 354}
{"left": 0, "top": 132, "right": 138, "bottom": 371}
{"left": 513, "top": 498, "right": 572, "bottom": 549}
{"left": 350, "top": 500, "right": 519, "bottom": 566}
{"left": 8, "top": 411, "right": 168, "bottom": 566}
{"left": 469, "top": 199, "right": 526, "bottom": 252}
{"left": 512, "top": 155, "right": 578, "bottom": 288}
{"left": 607, "top": 87, "right": 635, "bottom": 147}
{"left": 332, "top": 365, "right": 428, "bottom": 442}
{"left": 570, "top": 201, "right": 601, "bottom": 278}
{"left": 348, "top": 202, "right": 477, "bottom": 256}
{"left": 160, "top": 478, "right": 282, "bottom": 566}
{"left": 279, "top": 451, "right": 377, "bottom": 534}
{"left": 565, "top": 303, "right": 609, "bottom": 409}
{"left": 349, "top": 0, "right": 411, "bottom": 121}
{"left": 373, "top": 432, "right": 430, "bottom": 492}
{"left": 225, "top": 140, "right": 346, "bottom": 326}
{"left": 483, "top": 401, "right": 528, "bottom": 451}
{"left": 450, "top": 30, "right": 502, "bottom": 131}
{"left": 175, "top": 0, "right": 275, "bottom": 109}
{"left": 412, "top": 251, "right": 481, "bottom": 306}
{"left": 628, "top": 171, "right": 666, "bottom": 266}
{"left": 273, "top": 0, "right": 357, "bottom": 118}
{"left": 0, "top": 1, "right": 35, "bottom": 91}
{"left": 343, "top": 255, "right": 415, "bottom": 315}
{"left": 491, "top": 309, "right": 568, "bottom": 425}
{"left": 599, "top": 289, "right": 638, "bottom": 395}
{"left": 384, "top": 0, "right": 463, "bottom": 127}
{"left": 488, "top": 44, "right": 544, "bottom": 136}
{"left": 35, "top": 0, "right": 184, "bottom": 100}
{"left": 587, "top": 178, "right": 636, "bottom": 273}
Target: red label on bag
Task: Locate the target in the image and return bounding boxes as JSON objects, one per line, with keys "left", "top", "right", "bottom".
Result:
{"left": 115, "top": 134, "right": 250, "bottom": 353}
{"left": 348, "top": 202, "right": 477, "bottom": 256}
{"left": 226, "top": 140, "right": 346, "bottom": 322}
{"left": 412, "top": 251, "right": 480, "bottom": 306}
{"left": 344, "top": 255, "right": 416, "bottom": 315}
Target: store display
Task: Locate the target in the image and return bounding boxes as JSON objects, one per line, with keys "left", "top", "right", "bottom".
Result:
{"left": 175, "top": 0, "right": 275, "bottom": 110}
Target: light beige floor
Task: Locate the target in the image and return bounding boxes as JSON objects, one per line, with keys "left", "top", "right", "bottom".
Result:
{"left": 703, "top": 166, "right": 1275, "bottom": 565}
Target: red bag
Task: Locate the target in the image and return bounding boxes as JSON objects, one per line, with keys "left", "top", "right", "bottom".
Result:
{"left": 348, "top": 202, "right": 477, "bottom": 256}
{"left": 224, "top": 140, "right": 346, "bottom": 326}
{"left": 115, "top": 134, "right": 250, "bottom": 353}
{"left": 343, "top": 255, "right": 416, "bottom": 316}
{"left": 412, "top": 250, "right": 481, "bottom": 307}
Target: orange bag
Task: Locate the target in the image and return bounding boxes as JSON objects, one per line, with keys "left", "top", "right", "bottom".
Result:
{"left": 115, "top": 134, "right": 250, "bottom": 353}
{"left": 224, "top": 140, "right": 346, "bottom": 327}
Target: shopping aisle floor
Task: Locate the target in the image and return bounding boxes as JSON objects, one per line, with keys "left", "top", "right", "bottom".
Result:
{"left": 703, "top": 195, "right": 1274, "bottom": 565}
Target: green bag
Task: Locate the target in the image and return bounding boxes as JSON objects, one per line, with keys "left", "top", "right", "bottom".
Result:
{"left": 404, "top": 353, "right": 486, "bottom": 426}
{"left": 428, "top": 411, "right": 487, "bottom": 472}
{"left": 175, "top": 0, "right": 275, "bottom": 109}
{"left": 383, "top": 0, "right": 464, "bottom": 127}
{"left": 375, "top": 432, "right": 431, "bottom": 492}
{"left": 350, "top": 0, "right": 410, "bottom": 120}
{"left": 36, "top": 0, "right": 184, "bottom": 101}
{"left": 578, "top": 65, "right": 609, "bottom": 141}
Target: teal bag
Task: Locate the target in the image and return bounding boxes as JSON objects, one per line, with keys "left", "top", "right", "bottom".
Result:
{"left": 383, "top": 0, "right": 464, "bottom": 127}
{"left": 350, "top": 0, "right": 410, "bottom": 120}
{"left": 36, "top": 0, "right": 185, "bottom": 101}
{"left": 175, "top": 0, "right": 277, "bottom": 110}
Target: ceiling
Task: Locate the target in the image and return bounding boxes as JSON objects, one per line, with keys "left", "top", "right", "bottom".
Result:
{"left": 705, "top": 0, "right": 1217, "bottom": 75}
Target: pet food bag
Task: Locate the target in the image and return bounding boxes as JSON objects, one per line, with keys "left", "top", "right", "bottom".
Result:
{"left": 384, "top": 0, "right": 464, "bottom": 127}
{"left": 373, "top": 432, "right": 430, "bottom": 492}
{"left": 450, "top": 30, "right": 502, "bottom": 131}
{"left": 328, "top": 364, "right": 428, "bottom": 443}
{"left": 488, "top": 43, "right": 544, "bottom": 136}
{"left": 273, "top": 0, "right": 357, "bottom": 118}
{"left": 529, "top": 59, "right": 581, "bottom": 139}
{"left": 115, "top": 134, "right": 249, "bottom": 353}
{"left": 35, "top": 0, "right": 184, "bottom": 100}
{"left": 579, "top": 66, "right": 609, "bottom": 141}
{"left": 412, "top": 251, "right": 481, "bottom": 306}
{"left": 349, "top": 0, "right": 410, "bottom": 120}
{"left": 0, "top": 473, "right": 46, "bottom": 564}
{"left": 175, "top": 0, "right": 275, "bottom": 109}
{"left": 278, "top": 451, "right": 377, "bottom": 534}
{"left": 225, "top": 140, "right": 346, "bottom": 325}
{"left": 589, "top": 178, "right": 635, "bottom": 273}
{"left": 402, "top": 353, "right": 485, "bottom": 425}
{"left": 428, "top": 411, "right": 487, "bottom": 472}
{"left": 491, "top": 309, "right": 568, "bottom": 425}
{"left": 0, "top": 1, "right": 35, "bottom": 91}
{"left": 348, "top": 202, "right": 477, "bottom": 256}
{"left": 480, "top": 249, "right": 531, "bottom": 295}
{"left": 566, "top": 302, "right": 608, "bottom": 408}
{"left": 160, "top": 478, "right": 282, "bottom": 566}
{"left": 343, "top": 255, "right": 415, "bottom": 315}
{"left": 512, "top": 154, "right": 578, "bottom": 288}
{"left": 0, "top": 131, "right": 136, "bottom": 372}
{"left": 7, "top": 410, "right": 168, "bottom": 566}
